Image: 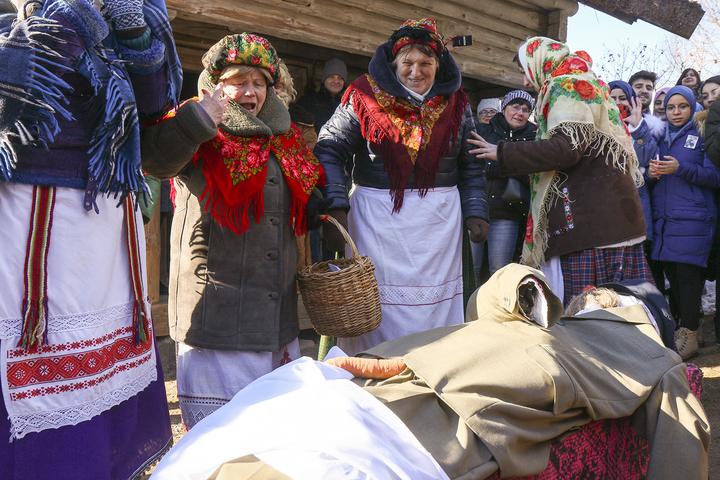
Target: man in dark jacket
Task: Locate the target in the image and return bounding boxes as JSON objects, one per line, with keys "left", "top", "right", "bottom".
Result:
{"left": 472, "top": 90, "right": 536, "bottom": 282}
{"left": 297, "top": 57, "right": 348, "bottom": 134}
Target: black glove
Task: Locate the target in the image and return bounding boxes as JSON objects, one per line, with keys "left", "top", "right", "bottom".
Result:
{"left": 323, "top": 209, "right": 348, "bottom": 254}
{"left": 306, "top": 191, "right": 333, "bottom": 230}
{"left": 466, "top": 217, "right": 490, "bottom": 243}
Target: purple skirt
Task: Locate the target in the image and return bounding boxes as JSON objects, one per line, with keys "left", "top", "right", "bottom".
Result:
{"left": 0, "top": 342, "right": 172, "bottom": 480}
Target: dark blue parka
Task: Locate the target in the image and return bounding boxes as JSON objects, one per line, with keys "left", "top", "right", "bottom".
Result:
{"left": 651, "top": 86, "right": 720, "bottom": 267}
{"left": 313, "top": 40, "right": 487, "bottom": 221}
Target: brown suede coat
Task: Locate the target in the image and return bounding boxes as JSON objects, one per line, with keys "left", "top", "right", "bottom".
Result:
{"left": 498, "top": 134, "right": 646, "bottom": 258}
{"left": 141, "top": 90, "right": 300, "bottom": 351}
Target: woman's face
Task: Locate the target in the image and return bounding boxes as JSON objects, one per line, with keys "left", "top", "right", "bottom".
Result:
{"left": 395, "top": 48, "right": 438, "bottom": 95}
{"left": 701, "top": 82, "right": 720, "bottom": 109}
{"left": 653, "top": 93, "right": 666, "bottom": 118}
{"left": 681, "top": 70, "right": 699, "bottom": 88}
{"left": 222, "top": 69, "right": 268, "bottom": 116}
{"left": 665, "top": 94, "right": 692, "bottom": 127}
{"left": 324, "top": 74, "right": 345, "bottom": 96}
{"left": 477, "top": 107, "right": 497, "bottom": 124}
{"left": 503, "top": 102, "right": 531, "bottom": 130}
{"left": 610, "top": 88, "right": 630, "bottom": 108}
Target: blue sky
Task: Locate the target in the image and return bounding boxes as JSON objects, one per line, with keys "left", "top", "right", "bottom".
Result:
{"left": 567, "top": 4, "right": 667, "bottom": 55}
{"left": 567, "top": 4, "right": 720, "bottom": 86}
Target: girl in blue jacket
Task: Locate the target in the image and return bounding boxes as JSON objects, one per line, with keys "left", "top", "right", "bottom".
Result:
{"left": 650, "top": 85, "right": 720, "bottom": 359}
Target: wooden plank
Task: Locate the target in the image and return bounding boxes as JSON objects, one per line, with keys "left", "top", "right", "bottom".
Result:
{"left": 579, "top": 0, "right": 704, "bottom": 39}
{"left": 152, "top": 302, "right": 170, "bottom": 338}
{"left": 546, "top": 9, "right": 568, "bottom": 40}
{"left": 168, "top": 3, "right": 384, "bottom": 57}
{"left": 334, "top": 0, "right": 531, "bottom": 48}
{"left": 349, "top": 0, "right": 541, "bottom": 39}
{"left": 168, "top": 0, "right": 529, "bottom": 86}
{"left": 144, "top": 200, "right": 169, "bottom": 337}
{"left": 523, "top": 0, "right": 579, "bottom": 13}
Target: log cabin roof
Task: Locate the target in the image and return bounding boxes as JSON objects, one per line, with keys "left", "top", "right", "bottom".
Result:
{"left": 167, "top": 0, "right": 705, "bottom": 90}
{"left": 167, "top": 0, "right": 580, "bottom": 88}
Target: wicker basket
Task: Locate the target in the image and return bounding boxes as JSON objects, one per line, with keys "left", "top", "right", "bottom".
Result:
{"left": 297, "top": 215, "right": 382, "bottom": 337}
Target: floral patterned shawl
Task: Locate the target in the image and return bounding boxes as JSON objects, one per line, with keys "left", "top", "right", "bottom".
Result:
{"left": 518, "top": 37, "right": 640, "bottom": 268}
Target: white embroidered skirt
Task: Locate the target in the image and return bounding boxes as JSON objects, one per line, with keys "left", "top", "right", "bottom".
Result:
{"left": 337, "top": 186, "right": 464, "bottom": 355}
{"left": 176, "top": 338, "right": 300, "bottom": 429}
{"left": 0, "top": 183, "right": 158, "bottom": 439}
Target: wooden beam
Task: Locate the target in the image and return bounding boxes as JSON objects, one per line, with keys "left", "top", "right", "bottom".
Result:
{"left": 335, "top": 0, "right": 533, "bottom": 47}
{"left": 579, "top": 0, "right": 704, "bottom": 39}
{"left": 167, "top": 0, "right": 531, "bottom": 87}
{"left": 546, "top": 9, "right": 568, "bottom": 41}
{"left": 383, "top": 0, "right": 542, "bottom": 38}
{"left": 523, "top": 0, "right": 579, "bottom": 14}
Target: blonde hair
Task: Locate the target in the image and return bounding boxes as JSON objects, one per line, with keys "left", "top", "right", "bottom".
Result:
{"left": 565, "top": 287, "right": 620, "bottom": 317}
{"left": 274, "top": 60, "right": 297, "bottom": 108}
{"left": 219, "top": 65, "right": 272, "bottom": 84}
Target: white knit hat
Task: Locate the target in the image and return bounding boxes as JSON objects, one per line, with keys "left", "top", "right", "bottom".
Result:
{"left": 477, "top": 98, "right": 501, "bottom": 113}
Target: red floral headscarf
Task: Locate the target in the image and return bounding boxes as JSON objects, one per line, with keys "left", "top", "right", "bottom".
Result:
{"left": 516, "top": 37, "right": 640, "bottom": 268}
{"left": 390, "top": 18, "right": 444, "bottom": 57}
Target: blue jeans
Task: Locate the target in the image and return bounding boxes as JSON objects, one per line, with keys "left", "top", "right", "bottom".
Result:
{"left": 470, "top": 219, "right": 521, "bottom": 283}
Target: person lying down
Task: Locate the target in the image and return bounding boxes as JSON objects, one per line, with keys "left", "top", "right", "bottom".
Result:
{"left": 151, "top": 264, "right": 709, "bottom": 480}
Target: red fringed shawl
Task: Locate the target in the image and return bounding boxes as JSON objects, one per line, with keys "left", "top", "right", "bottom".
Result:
{"left": 194, "top": 124, "right": 325, "bottom": 236}
{"left": 343, "top": 74, "right": 468, "bottom": 211}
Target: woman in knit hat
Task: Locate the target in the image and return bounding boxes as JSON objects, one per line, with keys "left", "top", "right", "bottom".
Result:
{"left": 476, "top": 97, "right": 502, "bottom": 125}
{"left": 650, "top": 86, "right": 720, "bottom": 359}
{"left": 472, "top": 90, "right": 536, "bottom": 283}
{"left": 469, "top": 37, "right": 650, "bottom": 305}
{"left": 315, "top": 18, "right": 488, "bottom": 354}
{"left": 142, "top": 33, "right": 325, "bottom": 428}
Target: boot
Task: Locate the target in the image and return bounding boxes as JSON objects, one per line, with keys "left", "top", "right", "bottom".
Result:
{"left": 675, "top": 327, "right": 699, "bottom": 360}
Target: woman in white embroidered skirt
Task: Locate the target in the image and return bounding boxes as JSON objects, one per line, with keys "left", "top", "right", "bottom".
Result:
{"left": 314, "top": 18, "right": 488, "bottom": 355}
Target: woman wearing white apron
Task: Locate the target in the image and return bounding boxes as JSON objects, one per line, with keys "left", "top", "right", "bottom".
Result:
{"left": 315, "top": 18, "right": 488, "bottom": 354}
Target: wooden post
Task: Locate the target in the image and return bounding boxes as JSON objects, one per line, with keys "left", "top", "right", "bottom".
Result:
{"left": 144, "top": 200, "right": 169, "bottom": 337}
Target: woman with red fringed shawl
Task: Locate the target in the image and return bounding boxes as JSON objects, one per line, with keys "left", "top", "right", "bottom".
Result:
{"left": 142, "top": 33, "right": 325, "bottom": 429}
{"left": 314, "top": 18, "right": 489, "bottom": 355}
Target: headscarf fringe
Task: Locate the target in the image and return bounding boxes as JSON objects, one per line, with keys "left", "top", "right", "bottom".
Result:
{"left": 550, "top": 122, "right": 643, "bottom": 186}
{"left": 520, "top": 123, "right": 641, "bottom": 269}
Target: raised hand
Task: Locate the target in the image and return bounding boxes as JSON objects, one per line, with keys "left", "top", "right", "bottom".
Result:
{"left": 623, "top": 96, "right": 643, "bottom": 129}
{"left": 198, "top": 83, "right": 229, "bottom": 126}
{"left": 467, "top": 131, "right": 498, "bottom": 161}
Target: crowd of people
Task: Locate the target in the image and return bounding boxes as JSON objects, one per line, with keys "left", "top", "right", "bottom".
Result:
{"left": 469, "top": 51, "right": 720, "bottom": 362}
{"left": 0, "top": 0, "right": 715, "bottom": 478}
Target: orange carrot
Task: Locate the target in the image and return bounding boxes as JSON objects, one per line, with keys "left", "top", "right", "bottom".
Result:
{"left": 326, "top": 356, "right": 406, "bottom": 379}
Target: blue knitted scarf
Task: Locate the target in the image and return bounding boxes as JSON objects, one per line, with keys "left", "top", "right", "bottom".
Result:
{"left": 0, "top": 0, "right": 182, "bottom": 205}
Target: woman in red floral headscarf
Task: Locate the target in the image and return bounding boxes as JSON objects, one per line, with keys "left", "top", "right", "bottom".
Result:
{"left": 469, "top": 36, "right": 650, "bottom": 305}
{"left": 142, "top": 33, "right": 325, "bottom": 428}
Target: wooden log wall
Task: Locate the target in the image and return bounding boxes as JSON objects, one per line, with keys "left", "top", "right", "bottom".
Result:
{"left": 167, "top": 0, "right": 578, "bottom": 89}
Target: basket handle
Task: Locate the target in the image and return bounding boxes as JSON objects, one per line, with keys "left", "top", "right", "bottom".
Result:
{"left": 321, "top": 214, "right": 360, "bottom": 258}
